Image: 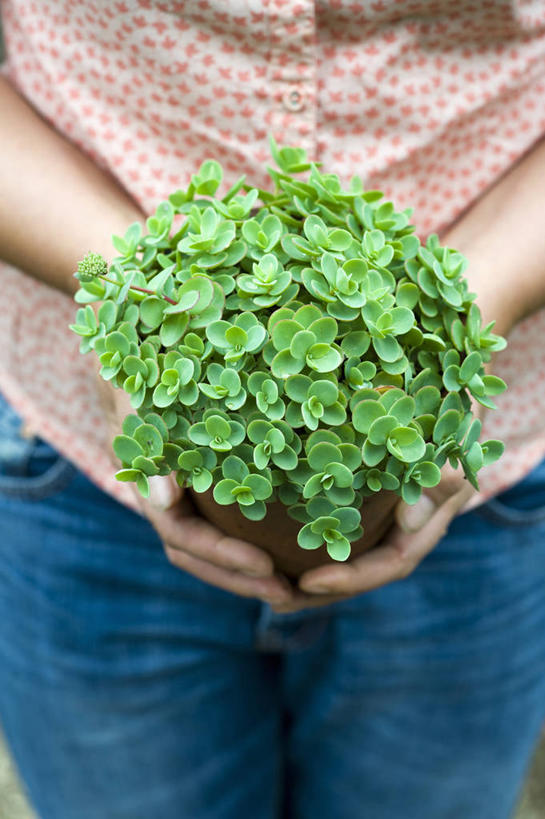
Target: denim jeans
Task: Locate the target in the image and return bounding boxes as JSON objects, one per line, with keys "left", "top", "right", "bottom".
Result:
{"left": 1, "top": 393, "right": 545, "bottom": 819}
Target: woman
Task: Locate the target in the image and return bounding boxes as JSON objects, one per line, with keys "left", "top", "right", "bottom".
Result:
{"left": 1, "top": 2, "right": 545, "bottom": 817}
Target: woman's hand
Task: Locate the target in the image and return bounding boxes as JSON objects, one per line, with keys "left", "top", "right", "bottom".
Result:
{"left": 268, "top": 464, "right": 475, "bottom": 613}
{"left": 94, "top": 369, "right": 296, "bottom": 607}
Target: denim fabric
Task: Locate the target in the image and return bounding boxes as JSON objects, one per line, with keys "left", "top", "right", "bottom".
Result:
{"left": 0, "top": 393, "right": 545, "bottom": 819}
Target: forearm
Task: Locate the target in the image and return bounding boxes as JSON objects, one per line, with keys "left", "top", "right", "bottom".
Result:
{"left": 443, "top": 136, "right": 545, "bottom": 337}
{"left": 0, "top": 77, "right": 143, "bottom": 295}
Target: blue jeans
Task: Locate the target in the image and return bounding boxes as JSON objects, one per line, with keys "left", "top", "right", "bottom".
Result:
{"left": 1, "top": 394, "right": 545, "bottom": 819}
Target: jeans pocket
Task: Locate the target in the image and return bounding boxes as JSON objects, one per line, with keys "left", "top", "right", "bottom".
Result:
{"left": 478, "top": 458, "right": 545, "bottom": 527}
{"left": 0, "top": 394, "right": 76, "bottom": 500}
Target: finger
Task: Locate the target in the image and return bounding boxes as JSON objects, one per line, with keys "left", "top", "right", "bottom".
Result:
{"left": 164, "top": 545, "right": 295, "bottom": 605}
{"left": 144, "top": 493, "right": 276, "bottom": 578}
{"left": 270, "top": 591, "right": 346, "bottom": 614}
{"left": 396, "top": 468, "right": 474, "bottom": 533}
{"left": 298, "top": 483, "right": 473, "bottom": 597}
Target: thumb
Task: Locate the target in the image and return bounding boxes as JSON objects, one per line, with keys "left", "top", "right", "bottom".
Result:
{"left": 148, "top": 473, "right": 183, "bottom": 511}
{"left": 396, "top": 493, "right": 437, "bottom": 533}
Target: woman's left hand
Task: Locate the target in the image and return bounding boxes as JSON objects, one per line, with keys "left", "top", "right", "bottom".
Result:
{"left": 269, "top": 464, "right": 476, "bottom": 613}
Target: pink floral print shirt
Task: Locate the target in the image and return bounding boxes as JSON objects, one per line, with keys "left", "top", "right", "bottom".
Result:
{"left": 1, "top": 0, "right": 545, "bottom": 510}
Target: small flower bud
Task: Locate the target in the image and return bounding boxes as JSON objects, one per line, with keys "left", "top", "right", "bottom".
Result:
{"left": 75, "top": 252, "right": 108, "bottom": 282}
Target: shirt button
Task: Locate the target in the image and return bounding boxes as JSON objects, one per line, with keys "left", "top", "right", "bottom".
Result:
{"left": 283, "top": 87, "right": 305, "bottom": 112}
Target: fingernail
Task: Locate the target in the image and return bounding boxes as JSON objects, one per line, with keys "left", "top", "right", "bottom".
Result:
{"left": 148, "top": 476, "right": 178, "bottom": 510}
{"left": 300, "top": 584, "right": 330, "bottom": 594}
{"left": 398, "top": 494, "right": 436, "bottom": 533}
{"left": 240, "top": 566, "right": 270, "bottom": 578}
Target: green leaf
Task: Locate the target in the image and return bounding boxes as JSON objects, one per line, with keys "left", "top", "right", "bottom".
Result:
{"left": 433, "top": 410, "right": 461, "bottom": 443}
{"left": 326, "top": 535, "right": 351, "bottom": 561}
{"left": 272, "top": 319, "right": 301, "bottom": 351}
{"left": 192, "top": 469, "right": 213, "bottom": 493}
{"left": 372, "top": 335, "right": 402, "bottom": 363}
{"left": 285, "top": 374, "right": 312, "bottom": 402}
{"left": 387, "top": 427, "right": 426, "bottom": 463}
{"left": 160, "top": 312, "right": 189, "bottom": 346}
{"left": 239, "top": 500, "right": 267, "bottom": 521}
{"left": 136, "top": 473, "right": 150, "bottom": 498}
{"left": 327, "top": 462, "right": 353, "bottom": 487}
{"left": 309, "top": 379, "right": 337, "bottom": 405}
{"left": 115, "top": 468, "right": 141, "bottom": 482}
{"left": 113, "top": 435, "right": 144, "bottom": 464}
{"left": 244, "top": 474, "right": 272, "bottom": 501}
{"left": 271, "top": 349, "right": 304, "bottom": 378}
{"left": 367, "top": 415, "right": 398, "bottom": 445}
{"left": 481, "top": 439, "right": 504, "bottom": 466}
{"left": 140, "top": 297, "right": 166, "bottom": 330}
{"left": 412, "top": 461, "right": 441, "bottom": 487}
{"left": 482, "top": 374, "right": 507, "bottom": 396}
{"left": 307, "top": 442, "right": 341, "bottom": 472}
{"left": 134, "top": 424, "right": 164, "bottom": 457}
{"left": 298, "top": 523, "right": 324, "bottom": 550}
{"left": 460, "top": 351, "right": 482, "bottom": 383}
{"left": 306, "top": 344, "right": 342, "bottom": 373}
{"left": 213, "top": 479, "right": 238, "bottom": 505}
{"left": 290, "top": 330, "right": 315, "bottom": 359}
{"left": 352, "top": 400, "right": 386, "bottom": 434}
{"left": 205, "top": 414, "right": 231, "bottom": 440}
{"left": 222, "top": 455, "right": 249, "bottom": 482}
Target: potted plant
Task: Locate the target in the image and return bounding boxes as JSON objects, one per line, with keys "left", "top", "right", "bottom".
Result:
{"left": 70, "top": 139, "right": 506, "bottom": 578}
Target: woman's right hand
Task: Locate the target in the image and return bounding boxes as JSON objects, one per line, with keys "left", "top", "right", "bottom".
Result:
{"left": 95, "top": 369, "right": 296, "bottom": 607}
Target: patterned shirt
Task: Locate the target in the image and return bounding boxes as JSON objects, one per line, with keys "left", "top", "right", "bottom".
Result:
{"left": 1, "top": 0, "right": 545, "bottom": 510}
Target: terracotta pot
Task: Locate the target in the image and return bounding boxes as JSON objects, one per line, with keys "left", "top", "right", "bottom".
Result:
{"left": 190, "top": 489, "right": 399, "bottom": 579}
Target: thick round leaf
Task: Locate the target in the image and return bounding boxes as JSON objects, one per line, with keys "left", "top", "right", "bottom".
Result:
{"left": 134, "top": 424, "right": 164, "bottom": 457}
{"left": 244, "top": 474, "right": 273, "bottom": 501}
{"left": 341, "top": 331, "right": 370, "bottom": 357}
{"left": 192, "top": 469, "right": 213, "bottom": 493}
{"left": 482, "top": 439, "right": 504, "bottom": 466}
{"left": 290, "top": 330, "right": 315, "bottom": 359}
{"left": 352, "top": 400, "right": 385, "bottom": 434}
{"left": 285, "top": 374, "right": 312, "bottom": 402}
{"left": 222, "top": 455, "right": 249, "bottom": 482}
{"left": 367, "top": 415, "right": 398, "bottom": 445}
{"left": 433, "top": 409, "right": 462, "bottom": 443}
{"left": 178, "top": 450, "right": 203, "bottom": 471}
{"left": 460, "top": 351, "right": 482, "bottom": 383}
{"left": 115, "top": 468, "right": 141, "bottom": 482}
{"left": 153, "top": 383, "right": 176, "bottom": 408}
{"left": 272, "top": 319, "right": 301, "bottom": 352}
{"left": 327, "top": 462, "right": 353, "bottom": 487}
{"left": 309, "top": 379, "right": 337, "bottom": 405}
{"left": 271, "top": 349, "right": 304, "bottom": 378}
{"left": 160, "top": 313, "right": 188, "bottom": 347}
{"left": 113, "top": 435, "right": 144, "bottom": 464}
{"left": 412, "top": 461, "right": 441, "bottom": 487}
{"left": 139, "top": 297, "right": 166, "bottom": 330}
{"left": 390, "top": 396, "right": 415, "bottom": 426}
{"left": 239, "top": 500, "right": 267, "bottom": 521}
{"left": 298, "top": 523, "right": 324, "bottom": 550}
{"left": 272, "top": 446, "right": 298, "bottom": 470}
{"left": 308, "top": 441, "right": 341, "bottom": 472}
{"left": 213, "top": 479, "right": 238, "bottom": 505}
{"left": 326, "top": 535, "right": 351, "bottom": 561}
{"left": 387, "top": 427, "right": 426, "bottom": 463}
{"left": 372, "top": 335, "right": 402, "bottom": 363}
{"left": 205, "top": 414, "right": 232, "bottom": 440}
{"left": 306, "top": 344, "right": 342, "bottom": 373}
{"left": 332, "top": 507, "right": 361, "bottom": 534}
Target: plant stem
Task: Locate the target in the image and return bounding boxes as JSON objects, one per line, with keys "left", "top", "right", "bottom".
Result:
{"left": 99, "top": 276, "right": 177, "bottom": 305}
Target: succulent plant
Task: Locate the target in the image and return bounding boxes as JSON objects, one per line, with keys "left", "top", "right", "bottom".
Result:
{"left": 71, "top": 138, "right": 506, "bottom": 562}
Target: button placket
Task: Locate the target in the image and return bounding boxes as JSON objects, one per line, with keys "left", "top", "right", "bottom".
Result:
{"left": 267, "top": 0, "right": 317, "bottom": 153}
